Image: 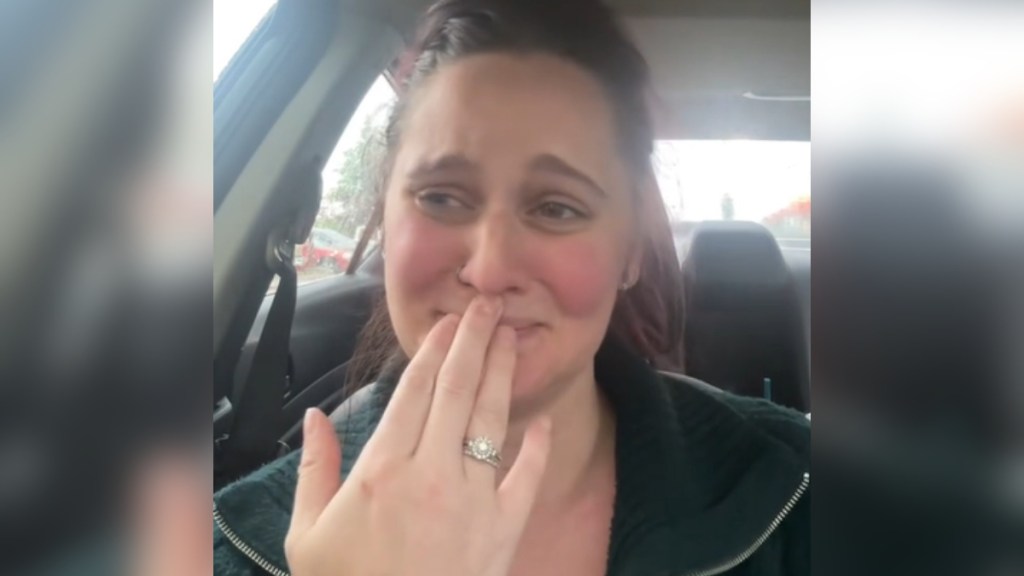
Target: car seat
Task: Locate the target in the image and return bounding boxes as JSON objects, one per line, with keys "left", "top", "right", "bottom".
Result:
{"left": 681, "top": 221, "right": 809, "bottom": 412}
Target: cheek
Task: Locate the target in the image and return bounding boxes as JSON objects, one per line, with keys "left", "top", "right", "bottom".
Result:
{"left": 385, "top": 213, "right": 458, "bottom": 294}
{"left": 535, "top": 238, "right": 619, "bottom": 318}
{"left": 384, "top": 208, "right": 462, "bottom": 354}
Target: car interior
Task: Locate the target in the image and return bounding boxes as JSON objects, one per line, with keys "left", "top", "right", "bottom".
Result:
{"left": 213, "top": 0, "right": 811, "bottom": 489}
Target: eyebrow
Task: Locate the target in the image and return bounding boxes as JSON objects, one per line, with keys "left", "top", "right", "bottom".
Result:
{"left": 405, "top": 152, "right": 608, "bottom": 198}
{"left": 528, "top": 154, "right": 607, "bottom": 198}
{"left": 407, "top": 153, "right": 477, "bottom": 181}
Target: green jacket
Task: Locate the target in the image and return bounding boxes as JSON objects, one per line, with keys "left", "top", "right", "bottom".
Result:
{"left": 214, "top": 341, "right": 810, "bottom": 576}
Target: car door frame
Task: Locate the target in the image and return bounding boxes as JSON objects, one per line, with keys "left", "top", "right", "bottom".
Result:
{"left": 213, "top": 0, "right": 402, "bottom": 403}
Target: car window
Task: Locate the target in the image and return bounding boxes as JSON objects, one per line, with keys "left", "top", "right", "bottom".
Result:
{"left": 216, "top": 0, "right": 394, "bottom": 294}
{"left": 213, "top": 0, "right": 276, "bottom": 81}
{"left": 291, "top": 75, "right": 395, "bottom": 288}
{"left": 653, "top": 140, "right": 811, "bottom": 261}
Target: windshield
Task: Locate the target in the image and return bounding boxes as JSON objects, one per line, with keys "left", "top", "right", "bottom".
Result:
{"left": 653, "top": 140, "right": 811, "bottom": 258}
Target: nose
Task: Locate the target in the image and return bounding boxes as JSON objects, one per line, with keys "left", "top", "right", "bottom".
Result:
{"left": 457, "top": 210, "right": 527, "bottom": 296}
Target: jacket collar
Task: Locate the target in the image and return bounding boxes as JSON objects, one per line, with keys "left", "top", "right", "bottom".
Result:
{"left": 214, "top": 382, "right": 388, "bottom": 575}
{"left": 593, "top": 340, "right": 808, "bottom": 575}
{"left": 214, "top": 340, "right": 808, "bottom": 575}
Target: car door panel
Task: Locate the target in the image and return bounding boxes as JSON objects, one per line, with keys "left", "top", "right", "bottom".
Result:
{"left": 229, "top": 272, "right": 383, "bottom": 440}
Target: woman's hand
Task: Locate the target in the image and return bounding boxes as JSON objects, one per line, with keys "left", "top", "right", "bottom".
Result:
{"left": 284, "top": 296, "right": 553, "bottom": 576}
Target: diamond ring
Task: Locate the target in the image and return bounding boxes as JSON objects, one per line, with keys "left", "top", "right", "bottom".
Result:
{"left": 463, "top": 436, "right": 502, "bottom": 468}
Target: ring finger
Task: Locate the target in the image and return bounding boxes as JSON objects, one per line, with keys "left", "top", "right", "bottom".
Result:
{"left": 417, "top": 296, "right": 503, "bottom": 465}
{"left": 463, "top": 325, "right": 516, "bottom": 481}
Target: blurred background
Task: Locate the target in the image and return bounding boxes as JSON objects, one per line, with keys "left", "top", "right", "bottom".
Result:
{"left": 1, "top": 0, "right": 211, "bottom": 574}
{"left": 0, "top": 0, "right": 1020, "bottom": 574}
{"left": 812, "top": 1, "right": 1024, "bottom": 574}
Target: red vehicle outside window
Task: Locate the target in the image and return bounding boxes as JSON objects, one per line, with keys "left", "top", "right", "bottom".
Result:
{"left": 295, "top": 228, "right": 357, "bottom": 273}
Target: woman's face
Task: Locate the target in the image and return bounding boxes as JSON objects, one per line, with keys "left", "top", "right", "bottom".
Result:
{"left": 383, "top": 53, "right": 637, "bottom": 412}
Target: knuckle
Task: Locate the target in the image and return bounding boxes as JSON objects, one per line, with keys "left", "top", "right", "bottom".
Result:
{"left": 360, "top": 459, "right": 401, "bottom": 497}
{"left": 358, "top": 477, "right": 376, "bottom": 500}
{"left": 473, "top": 399, "right": 505, "bottom": 422}
{"left": 400, "top": 366, "right": 433, "bottom": 391}
{"left": 418, "top": 472, "right": 456, "bottom": 513}
{"left": 471, "top": 403, "right": 505, "bottom": 431}
{"left": 297, "top": 454, "right": 320, "bottom": 478}
{"left": 435, "top": 374, "right": 470, "bottom": 400}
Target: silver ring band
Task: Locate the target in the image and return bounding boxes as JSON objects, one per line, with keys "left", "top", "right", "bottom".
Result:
{"left": 463, "top": 436, "right": 501, "bottom": 468}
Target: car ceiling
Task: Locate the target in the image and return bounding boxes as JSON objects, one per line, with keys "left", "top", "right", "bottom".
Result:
{"left": 360, "top": 0, "right": 809, "bottom": 141}
{"left": 612, "top": 0, "right": 809, "bottom": 141}
{"left": 607, "top": 0, "right": 809, "bottom": 19}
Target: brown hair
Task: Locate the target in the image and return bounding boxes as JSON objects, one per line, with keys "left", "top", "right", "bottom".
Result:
{"left": 344, "top": 0, "right": 684, "bottom": 395}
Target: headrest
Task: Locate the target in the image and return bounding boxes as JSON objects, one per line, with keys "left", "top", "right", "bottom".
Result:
{"left": 682, "top": 221, "right": 791, "bottom": 301}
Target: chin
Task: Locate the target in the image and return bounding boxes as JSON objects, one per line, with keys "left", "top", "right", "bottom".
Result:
{"left": 510, "top": 355, "right": 546, "bottom": 396}
{"left": 507, "top": 354, "right": 568, "bottom": 418}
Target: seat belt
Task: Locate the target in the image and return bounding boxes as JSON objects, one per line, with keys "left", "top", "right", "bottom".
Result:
{"left": 217, "top": 162, "right": 321, "bottom": 484}
{"left": 220, "top": 244, "right": 297, "bottom": 479}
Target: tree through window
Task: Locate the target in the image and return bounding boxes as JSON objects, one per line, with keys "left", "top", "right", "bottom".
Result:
{"left": 290, "top": 76, "right": 395, "bottom": 289}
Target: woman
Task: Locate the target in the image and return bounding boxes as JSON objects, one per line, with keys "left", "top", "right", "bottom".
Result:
{"left": 214, "top": 0, "right": 809, "bottom": 575}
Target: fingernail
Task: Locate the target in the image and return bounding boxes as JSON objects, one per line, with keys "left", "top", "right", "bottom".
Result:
{"left": 487, "top": 296, "right": 504, "bottom": 316}
{"left": 304, "top": 408, "right": 317, "bottom": 437}
{"left": 477, "top": 296, "right": 497, "bottom": 316}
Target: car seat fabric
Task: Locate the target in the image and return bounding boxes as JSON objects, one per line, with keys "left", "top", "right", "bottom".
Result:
{"left": 682, "top": 221, "right": 809, "bottom": 412}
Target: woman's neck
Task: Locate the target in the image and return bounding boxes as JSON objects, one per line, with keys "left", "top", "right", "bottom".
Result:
{"left": 500, "top": 369, "right": 615, "bottom": 508}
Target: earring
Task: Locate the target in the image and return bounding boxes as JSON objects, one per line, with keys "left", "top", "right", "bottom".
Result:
{"left": 619, "top": 270, "right": 634, "bottom": 292}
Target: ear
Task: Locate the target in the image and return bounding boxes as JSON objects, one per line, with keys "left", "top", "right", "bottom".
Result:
{"left": 627, "top": 242, "right": 643, "bottom": 286}
{"left": 623, "top": 170, "right": 659, "bottom": 289}
{"left": 621, "top": 235, "right": 644, "bottom": 289}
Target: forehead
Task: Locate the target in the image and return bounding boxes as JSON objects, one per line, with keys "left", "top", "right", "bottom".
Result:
{"left": 395, "top": 53, "right": 627, "bottom": 188}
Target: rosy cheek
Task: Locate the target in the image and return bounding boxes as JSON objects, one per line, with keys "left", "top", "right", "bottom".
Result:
{"left": 534, "top": 238, "right": 617, "bottom": 318}
{"left": 385, "top": 210, "right": 459, "bottom": 294}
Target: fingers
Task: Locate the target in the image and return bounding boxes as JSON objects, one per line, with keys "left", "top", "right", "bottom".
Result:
{"left": 463, "top": 325, "right": 516, "bottom": 481}
{"left": 498, "top": 417, "right": 552, "bottom": 529}
{"left": 418, "top": 296, "right": 503, "bottom": 463}
{"left": 369, "top": 314, "right": 459, "bottom": 456}
{"left": 290, "top": 408, "right": 342, "bottom": 536}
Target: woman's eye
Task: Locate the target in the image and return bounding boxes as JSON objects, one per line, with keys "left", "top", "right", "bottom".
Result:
{"left": 417, "top": 190, "right": 467, "bottom": 210}
{"left": 533, "top": 201, "right": 585, "bottom": 221}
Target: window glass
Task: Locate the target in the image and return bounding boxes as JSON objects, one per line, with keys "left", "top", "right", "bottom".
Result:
{"left": 215, "top": 2, "right": 395, "bottom": 287}
{"left": 213, "top": 0, "right": 276, "bottom": 81}
{"left": 653, "top": 140, "right": 811, "bottom": 260}
{"left": 292, "top": 75, "right": 395, "bottom": 286}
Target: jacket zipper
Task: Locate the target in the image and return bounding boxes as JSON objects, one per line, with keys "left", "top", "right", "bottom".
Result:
{"left": 681, "top": 472, "right": 811, "bottom": 576}
{"left": 214, "top": 505, "right": 291, "bottom": 576}
{"left": 213, "top": 472, "right": 809, "bottom": 576}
